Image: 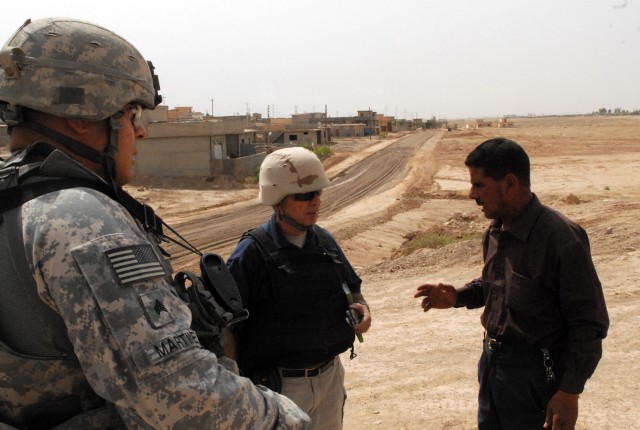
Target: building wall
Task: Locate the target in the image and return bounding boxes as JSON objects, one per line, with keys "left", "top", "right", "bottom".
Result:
{"left": 136, "top": 120, "right": 247, "bottom": 176}
{"left": 146, "top": 120, "right": 246, "bottom": 138}
{"left": 136, "top": 136, "right": 266, "bottom": 178}
{"left": 143, "top": 105, "right": 169, "bottom": 123}
{"left": 214, "top": 152, "right": 265, "bottom": 177}
{"left": 136, "top": 136, "right": 213, "bottom": 176}
{"left": 263, "top": 126, "right": 326, "bottom": 145}
{"left": 283, "top": 130, "right": 323, "bottom": 145}
{"left": 332, "top": 123, "right": 365, "bottom": 137}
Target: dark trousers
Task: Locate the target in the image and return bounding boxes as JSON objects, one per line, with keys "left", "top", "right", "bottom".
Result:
{"left": 478, "top": 340, "right": 560, "bottom": 430}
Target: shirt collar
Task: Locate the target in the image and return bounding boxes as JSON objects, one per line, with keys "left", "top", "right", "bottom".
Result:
{"left": 266, "top": 213, "right": 315, "bottom": 248}
{"left": 490, "top": 193, "right": 542, "bottom": 242}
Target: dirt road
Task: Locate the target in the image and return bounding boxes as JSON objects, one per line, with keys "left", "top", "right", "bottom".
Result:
{"left": 142, "top": 131, "right": 438, "bottom": 273}
{"left": 127, "top": 115, "right": 640, "bottom": 429}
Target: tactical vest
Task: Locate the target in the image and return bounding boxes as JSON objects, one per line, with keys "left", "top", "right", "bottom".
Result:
{"left": 237, "top": 226, "right": 355, "bottom": 371}
{"left": 0, "top": 144, "right": 128, "bottom": 428}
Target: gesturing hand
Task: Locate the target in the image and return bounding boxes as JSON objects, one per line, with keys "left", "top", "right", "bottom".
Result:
{"left": 414, "top": 283, "right": 457, "bottom": 312}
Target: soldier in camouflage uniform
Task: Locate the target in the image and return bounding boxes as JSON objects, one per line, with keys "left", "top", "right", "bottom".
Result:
{"left": 0, "top": 17, "right": 310, "bottom": 429}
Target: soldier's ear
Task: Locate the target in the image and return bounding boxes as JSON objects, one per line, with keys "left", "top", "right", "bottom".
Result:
{"left": 65, "top": 118, "right": 91, "bottom": 136}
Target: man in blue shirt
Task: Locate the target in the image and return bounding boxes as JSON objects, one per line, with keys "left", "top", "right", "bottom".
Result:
{"left": 228, "top": 147, "right": 372, "bottom": 429}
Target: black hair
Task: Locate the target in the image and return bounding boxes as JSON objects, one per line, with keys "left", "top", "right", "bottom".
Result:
{"left": 464, "top": 137, "right": 530, "bottom": 187}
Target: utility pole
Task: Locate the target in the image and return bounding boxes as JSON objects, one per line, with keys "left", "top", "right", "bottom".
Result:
{"left": 324, "top": 104, "right": 328, "bottom": 144}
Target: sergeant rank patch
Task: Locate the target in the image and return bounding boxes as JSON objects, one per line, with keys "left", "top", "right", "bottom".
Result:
{"left": 106, "top": 244, "right": 167, "bottom": 286}
{"left": 138, "top": 289, "right": 176, "bottom": 328}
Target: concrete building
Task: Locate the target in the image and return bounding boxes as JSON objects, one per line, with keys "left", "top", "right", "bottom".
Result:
{"left": 268, "top": 128, "right": 325, "bottom": 146}
{"left": 166, "top": 106, "right": 205, "bottom": 121}
{"left": 259, "top": 115, "right": 329, "bottom": 146}
{"left": 474, "top": 119, "right": 493, "bottom": 128}
{"left": 497, "top": 117, "right": 514, "bottom": 128}
{"left": 356, "top": 110, "right": 380, "bottom": 135}
{"left": 331, "top": 123, "right": 365, "bottom": 137}
{"left": 328, "top": 109, "right": 381, "bottom": 136}
{"left": 378, "top": 114, "right": 393, "bottom": 133}
{"left": 291, "top": 112, "right": 327, "bottom": 124}
{"left": 136, "top": 107, "right": 262, "bottom": 178}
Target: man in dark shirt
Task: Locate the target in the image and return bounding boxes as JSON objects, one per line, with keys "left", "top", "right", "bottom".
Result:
{"left": 414, "top": 138, "right": 609, "bottom": 430}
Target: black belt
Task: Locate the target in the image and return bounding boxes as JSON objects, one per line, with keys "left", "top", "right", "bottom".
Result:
{"left": 280, "top": 359, "right": 335, "bottom": 378}
{"left": 484, "top": 337, "right": 539, "bottom": 353}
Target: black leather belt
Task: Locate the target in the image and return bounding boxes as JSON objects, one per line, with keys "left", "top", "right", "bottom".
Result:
{"left": 484, "top": 337, "right": 538, "bottom": 353}
{"left": 280, "top": 359, "right": 335, "bottom": 378}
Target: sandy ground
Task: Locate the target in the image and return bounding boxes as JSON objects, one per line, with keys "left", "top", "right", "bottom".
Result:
{"left": 135, "top": 115, "right": 639, "bottom": 429}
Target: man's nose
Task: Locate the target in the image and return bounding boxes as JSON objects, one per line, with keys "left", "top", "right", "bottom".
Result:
{"left": 136, "top": 124, "right": 148, "bottom": 139}
{"left": 468, "top": 187, "right": 477, "bottom": 200}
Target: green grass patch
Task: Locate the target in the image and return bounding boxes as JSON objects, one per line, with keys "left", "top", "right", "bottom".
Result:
{"left": 407, "top": 231, "right": 482, "bottom": 250}
{"left": 302, "top": 144, "right": 332, "bottom": 160}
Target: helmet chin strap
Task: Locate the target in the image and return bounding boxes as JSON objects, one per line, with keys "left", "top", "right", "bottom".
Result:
{"left": 275, "top": 205, "right": 314, "bottom": 232}
{"left": 20, "top": 119, "right": 103, "bottom": 164}
{"left": 103, "top": 112, "right": 122, "bottom": 188}
{"left": 13, "top": 105, "right": 121, "bottom": 189}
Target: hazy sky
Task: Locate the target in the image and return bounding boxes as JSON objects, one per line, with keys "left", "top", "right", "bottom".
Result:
{"left": 3, "top": 0, "right": 639, "bottom": 119}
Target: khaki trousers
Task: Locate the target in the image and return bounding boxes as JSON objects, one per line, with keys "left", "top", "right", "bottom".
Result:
{"left": 280, "top": 356, "right": 347, "bottom": 430}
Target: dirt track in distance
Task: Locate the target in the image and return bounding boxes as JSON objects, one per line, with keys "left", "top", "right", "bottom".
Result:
{"left": 134, "top": 131, "right": 437, "bottom": 273}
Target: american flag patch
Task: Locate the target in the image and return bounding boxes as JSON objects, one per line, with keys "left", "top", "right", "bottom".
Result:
{"left": 106, "top": 245, "right": 167, "bottom": 286}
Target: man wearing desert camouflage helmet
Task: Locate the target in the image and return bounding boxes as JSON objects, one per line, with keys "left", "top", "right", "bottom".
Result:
{"left": 227, "top": 146, "right": 372, "bottom": 429}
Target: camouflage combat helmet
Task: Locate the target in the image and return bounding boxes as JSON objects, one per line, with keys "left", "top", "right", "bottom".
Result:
{"left": 259, "top": 146, "right": 330, "bottom": 206}
{"left": 0, "top": 17, "right": 161, "bottom": 123}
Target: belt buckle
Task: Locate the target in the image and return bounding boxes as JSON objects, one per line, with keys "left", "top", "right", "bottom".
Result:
{"left": 304, "top": 367, "right": 319, "bottom": 378}
{"left": 488, "top": 338, "right": 499, "bottom": 351}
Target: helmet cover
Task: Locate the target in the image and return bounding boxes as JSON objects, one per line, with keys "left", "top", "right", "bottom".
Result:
{"left": 0, "top": 17, "right": 161, "bottom": 122}
{"left": 259, "top": 146, "right": 330, "bottom": 206}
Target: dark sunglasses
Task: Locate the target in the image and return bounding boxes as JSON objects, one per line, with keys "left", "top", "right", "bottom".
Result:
{"left": 293, "top": 190, "right": 322, "bottom": 201}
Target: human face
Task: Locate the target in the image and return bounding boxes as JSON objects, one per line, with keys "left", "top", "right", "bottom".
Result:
{"left": 115, "top": 104, "right": 146, "bottom": 185}
{"left": 468, "top": 167, "right": 508, "bottom": 220}
{"left": 278, "top": 190, "right": 322, "bottom": 234}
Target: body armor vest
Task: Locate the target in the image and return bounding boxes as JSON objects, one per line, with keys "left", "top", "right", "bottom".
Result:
{"left": 0, "top": 146, "right": 123, "bottom": 428}
{"left": 237, "top": 227, "right": 355, "bottom": 371}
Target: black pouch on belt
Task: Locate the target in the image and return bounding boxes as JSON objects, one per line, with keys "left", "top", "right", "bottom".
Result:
{"left": 247, "top": 367, "right": 283, "bottom": 393}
